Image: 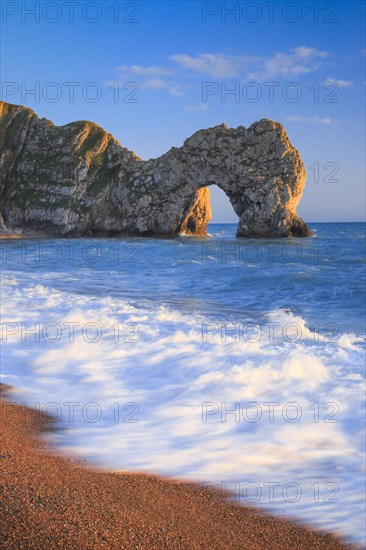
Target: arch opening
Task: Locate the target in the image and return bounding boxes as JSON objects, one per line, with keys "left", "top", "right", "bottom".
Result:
{"left": 179, "top": 184, "right": 239, "bottom": 237}
{"left": 208, "top": 184, "right": 239, "bottom": 225}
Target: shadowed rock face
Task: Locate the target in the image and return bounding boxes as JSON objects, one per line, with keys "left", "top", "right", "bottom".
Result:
{"left": 0, "top": 101, "right": 312, "bottom": 238}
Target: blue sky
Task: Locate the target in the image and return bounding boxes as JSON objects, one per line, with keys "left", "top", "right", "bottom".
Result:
{"left": 1, "top": 0, "right": 365, "bottom": 222}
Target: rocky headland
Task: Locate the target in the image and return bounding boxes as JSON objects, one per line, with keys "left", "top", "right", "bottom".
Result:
{"left": 0, "top": 101, "right": 312, "bottom": 238}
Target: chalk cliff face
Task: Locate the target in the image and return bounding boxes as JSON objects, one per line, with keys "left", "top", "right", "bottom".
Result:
{"left": 0, "top": 101, "right": 312, "bottom": 238}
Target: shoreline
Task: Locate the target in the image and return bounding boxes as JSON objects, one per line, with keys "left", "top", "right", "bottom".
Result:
{"left": 0, "top": 383, "right": 355, "bottom": 549}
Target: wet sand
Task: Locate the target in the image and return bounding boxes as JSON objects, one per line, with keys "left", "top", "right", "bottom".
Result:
{"left": 0, "top": 384, "right": 354, "bottom": 549}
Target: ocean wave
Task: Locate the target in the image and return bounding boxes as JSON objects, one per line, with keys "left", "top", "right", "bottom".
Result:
{"left": 1, "top": 276, "right": 365, "bottom": 543}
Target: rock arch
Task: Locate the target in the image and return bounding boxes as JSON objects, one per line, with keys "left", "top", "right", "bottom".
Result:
{"left": 123, "top": 119, "right": 312, "bottom": 238}
{"left": 0, "top": 101, "right": 312, "bottom": 238}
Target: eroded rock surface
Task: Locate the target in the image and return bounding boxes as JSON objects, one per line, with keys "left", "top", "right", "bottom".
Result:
{"left": 0, "top": 101, "right": 312, "bottom": 238}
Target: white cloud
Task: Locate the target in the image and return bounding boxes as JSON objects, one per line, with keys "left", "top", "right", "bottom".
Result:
{"left": 286, "top": 116, "right": 339, "bottom": 125}
{"left": 324, "top": 77, "right": 354, "bottom": 88}
{"left": 142, "top": 78, "right": 186, "bottom": 96}
{"left": 183, "top": 103, "right": 208, "bottom": 112}
{"left": 293, "top": 46, "right": 328, "bottom": 59}
{"left": 171, "top": 47, "right": 329, "bottom": 80}
{"left": 115, "top": 65, "right": 186, "bottom": 96}
{"left": 249, "top": 47, "right": 329, "bottom": 79}
{"left": 170, "top": 53, "right": 258, "bottom": 78}
{"left": 114, "top": 46, "right": 331, "bottom": 99}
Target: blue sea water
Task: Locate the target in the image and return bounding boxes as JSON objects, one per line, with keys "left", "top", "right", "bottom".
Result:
{"left": 1, "top": 222, "right": 365, "bottom": 543}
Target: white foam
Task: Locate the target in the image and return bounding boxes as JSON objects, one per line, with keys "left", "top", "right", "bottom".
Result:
{"left": 1, "top": 278, "right": 365, "bottom": 543}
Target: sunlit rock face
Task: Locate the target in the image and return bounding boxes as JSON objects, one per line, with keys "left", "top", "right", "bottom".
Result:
{"left": 0, "top": 101, "right": 312, "bottom": 238}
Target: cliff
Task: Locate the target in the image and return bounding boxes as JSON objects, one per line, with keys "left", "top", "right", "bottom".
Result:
{"left": 0, "top": 101, "right": 312, "bottom": 238}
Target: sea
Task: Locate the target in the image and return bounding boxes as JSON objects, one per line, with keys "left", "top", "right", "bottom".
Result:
{"left": 1, "top": 222, "right": 365, "bottom": 544}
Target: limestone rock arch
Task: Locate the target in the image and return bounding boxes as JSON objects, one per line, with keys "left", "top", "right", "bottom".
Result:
{"left": 133, "top": 119, "right": 312, "bottom": 238}
{"left": 0, "top": 101, "right": 312, "bottom": 238}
